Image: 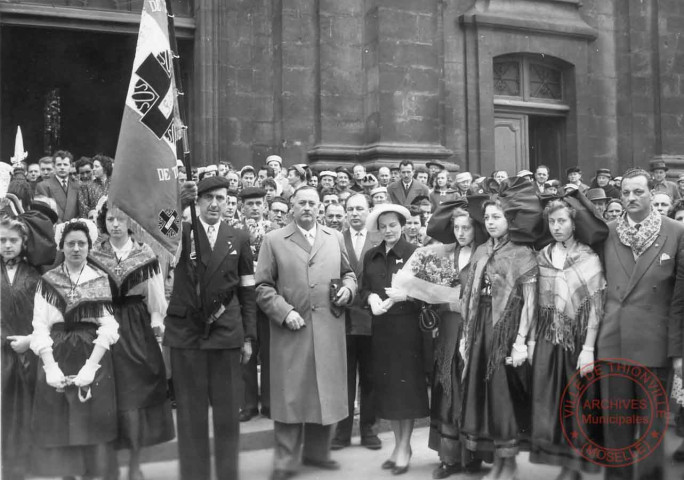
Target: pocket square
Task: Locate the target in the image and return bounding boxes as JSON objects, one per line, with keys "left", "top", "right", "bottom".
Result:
{"left": 660, "top": 253, "right": 671, "bottom": 264}
{"left": 229, "top": 249, "right": 238, "bottom": 255}
{"left": 396, "top": 259, "right": 403, "bottom": 264}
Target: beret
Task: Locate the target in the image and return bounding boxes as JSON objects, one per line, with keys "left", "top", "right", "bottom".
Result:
{"left": 197, "top": 175, "right": 230, "bottom": 196}
{"left": 239, "top": 187, "right": 267, "bottom": 199}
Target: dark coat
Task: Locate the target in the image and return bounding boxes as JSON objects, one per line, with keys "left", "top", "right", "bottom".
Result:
{"left": 343, "top": 228, "right": 378, "bottom": 335}
{"left": 387, "top": 180, "right": 430, "bottom": 208}
{"left": 35, "top": 175, "right": 80, "bottom": 222}
{"left": 598, "top": 217, "right": 684, "bottom": 367}
{"left": 164, "top": 221, "right": 257, "bottom": 350}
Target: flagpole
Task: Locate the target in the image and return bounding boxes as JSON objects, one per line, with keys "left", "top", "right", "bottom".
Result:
{"left": 165, "top": 0, "right": 208, "bottom": 334}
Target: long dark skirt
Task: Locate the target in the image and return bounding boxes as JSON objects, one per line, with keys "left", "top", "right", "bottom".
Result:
{"left": 111, "top": 296, "right": 175, "bottom": 450}
{"left": 2, "top": 345, "right": 36, "bottom": 479}
{"left": 530, "top": 338, "right": 601, "bottom": 473}
{"left": 31, "top": 323, "right": 117, "bottom": 477}
{"left": 460, "top": 298, "right": 531, "bottom": 457}
{"left": 372, "top": 311, "right": 429, "bottom": 420}
{"left": 429, "top": 311, "right": 469, "bottom": 465}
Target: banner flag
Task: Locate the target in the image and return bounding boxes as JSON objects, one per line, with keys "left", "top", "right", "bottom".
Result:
{"left": 110, "top": 0, "right": 182, "bottom": 255}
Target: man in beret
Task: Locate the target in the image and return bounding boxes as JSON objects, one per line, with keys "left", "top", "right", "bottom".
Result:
{"left": 164, "top": 175, "right": 256, "bottom": 480}
{"left": 650, "top": 159, "right": 681, "bottom": 200}
{"left": 239, "top": 186, "right": 276, "bottom": 422}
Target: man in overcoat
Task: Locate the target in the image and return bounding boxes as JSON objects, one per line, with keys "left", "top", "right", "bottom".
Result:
{"left": 598, "top": 168, "right": 684, "bottom": 480}
{"left": 256, "top": 186, "right": 357, "bottom": 480}
{"left": 164, "top": 176, "right": 256, "bottom": 480}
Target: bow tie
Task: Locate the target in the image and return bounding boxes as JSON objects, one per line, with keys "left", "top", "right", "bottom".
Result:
{"left": 3, "top": 257, "right": 21, "bottom": 267}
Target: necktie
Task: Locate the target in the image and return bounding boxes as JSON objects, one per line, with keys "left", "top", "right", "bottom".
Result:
{"left": 61, "top": 179, "right": 68, "bottom": 191}
{"left": 207, "top": 225, "right": 216, "bottom": 249}
{"left": 306, "top": 231, "right": 315, "bottom": 246}
{"left": 354, "top": 231, "right": 363, "bottom": 259}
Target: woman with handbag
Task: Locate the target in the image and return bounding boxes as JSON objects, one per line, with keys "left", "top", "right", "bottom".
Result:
{"left": 30, "top": 219, "right": 119, "bottom": 478}
{"left": 360, "top": 204, "right": 429, "bottom": 475}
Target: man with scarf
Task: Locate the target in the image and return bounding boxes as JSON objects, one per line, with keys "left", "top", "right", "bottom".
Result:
{"left": 598, "top": 167, "right": 684, "bottom": 480}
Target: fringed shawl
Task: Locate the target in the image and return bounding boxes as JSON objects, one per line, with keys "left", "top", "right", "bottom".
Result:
{"left": 38, "top": 264, "right": 113, "bottom": 324}
{"left": 89, "top": 239, "right": 160, "bottom": 298}
{"left": 536, "top": 241, "right": 605, "bottom": 352}
{"left": 461, "top": 236, "right": 537, "bottom": 380}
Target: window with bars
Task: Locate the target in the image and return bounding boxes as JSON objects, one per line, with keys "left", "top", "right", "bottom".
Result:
{"left": 493, "top": 56, "right": 564, "bottom": 103}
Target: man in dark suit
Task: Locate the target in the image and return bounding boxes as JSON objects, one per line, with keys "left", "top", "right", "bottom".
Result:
{"left": 164, "top": 176, "right": 257, "bottom": 480}
{"left": 34, "top": 150, "right": 80, "bottom": 222}
{"left": 387, "top": 160, "right": 430, "bottom": 207}
{"left": 332, "top": 193, "right": 381, "bottom": 451}
{"left": 598, "top": 168, "right": 684, "bottom": 480}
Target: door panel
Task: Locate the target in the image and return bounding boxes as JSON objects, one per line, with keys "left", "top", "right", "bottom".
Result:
{"left": 494, "top": 113, "right": 528, "bottom": 175}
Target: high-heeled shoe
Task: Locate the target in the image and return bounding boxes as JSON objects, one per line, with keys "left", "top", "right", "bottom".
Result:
{"left": 391, "top": 450, "right": 412, "bottom": 475}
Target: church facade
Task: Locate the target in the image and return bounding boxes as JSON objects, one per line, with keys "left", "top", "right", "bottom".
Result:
{"left": 1, "top": 0, "right": 683, "bottom": 179}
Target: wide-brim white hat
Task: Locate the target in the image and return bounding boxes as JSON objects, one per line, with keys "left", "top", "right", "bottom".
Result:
{"left": 366, "top": 203, "right": 411, "bottom": 234}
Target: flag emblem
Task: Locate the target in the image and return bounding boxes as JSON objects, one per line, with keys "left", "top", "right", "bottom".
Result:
{"left": 158, "top": 209, "right": 180, "bottom": 237}
{"left": 132, "top": 52, "right": 173, "bottom": 140}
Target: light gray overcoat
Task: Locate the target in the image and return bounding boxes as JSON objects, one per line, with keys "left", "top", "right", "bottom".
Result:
{"left": 255, "top": 222, "right": 357, "bottom": 425}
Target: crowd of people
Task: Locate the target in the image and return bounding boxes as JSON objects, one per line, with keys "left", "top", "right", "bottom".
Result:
{"left": 2, "top": 150, "right": 684, "bottom": 480}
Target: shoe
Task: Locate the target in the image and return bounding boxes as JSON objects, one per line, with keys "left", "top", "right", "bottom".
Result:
{"left": 432, "top": 462, "right": 462, "bottom": 479}
{"left": 270, "top": 470, "right": 296, "bottom": 480}
{"left": 392, "top": 464, "right": 410, "bottom": 475}
{"left": 302, "top": 458, "right": 340, "bottom": 470}
{"left": 239, "top": 408, "right": 258, "bottom": 422}
{"left": 361, "top": 434, "right": 382, "bottom": 450}
{"left": 464, "top": 458, "right": 483, "bottom": 474}
{"left": 330, "top": 437, "right": 351, "bottom": 450}
{"left": 260, "top": 407, "right": 271, "bottom": 418}
{"left": 381, "top": 460, "right": 396, "bottom": 470}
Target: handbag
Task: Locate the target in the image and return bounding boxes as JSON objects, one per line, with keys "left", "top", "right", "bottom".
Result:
{"left": 418, "top": 302, "right": 440, "bottom": 332}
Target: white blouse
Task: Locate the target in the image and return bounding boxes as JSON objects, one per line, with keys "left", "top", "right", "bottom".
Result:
{"left": 30, "top": 264, "right": 120, "bottom": 356}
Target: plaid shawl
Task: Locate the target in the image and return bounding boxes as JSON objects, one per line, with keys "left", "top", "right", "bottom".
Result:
{"left": 536, "top": 241, "right": 606, "bottom": 352}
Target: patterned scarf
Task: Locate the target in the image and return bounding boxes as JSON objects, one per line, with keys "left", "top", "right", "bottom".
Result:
{"left": 615, "top": 208, "right": 661, "bottom": 257}
{"left": 536, "top": 241, "right": 605, "bottom": 352}
{"left": 461, "top": 236, "right": 538, "bottom": 380}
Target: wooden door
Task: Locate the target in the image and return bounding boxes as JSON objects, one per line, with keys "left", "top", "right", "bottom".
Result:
{"left": 494, "top": 113, "right": 528, "bottom": 175}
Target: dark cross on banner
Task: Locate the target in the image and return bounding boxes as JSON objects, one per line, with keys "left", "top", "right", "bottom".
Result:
{"left": 132, "top": 51, "right": 173, "bottom": 139}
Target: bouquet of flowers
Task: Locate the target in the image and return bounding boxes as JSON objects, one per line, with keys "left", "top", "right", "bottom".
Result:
{"left": 391, "top": 243, "right": 461, "bottom": 305}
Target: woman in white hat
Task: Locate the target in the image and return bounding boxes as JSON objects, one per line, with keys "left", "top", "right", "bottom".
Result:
{"left": 360, "top": 204, "right": 429, "bottom": 475}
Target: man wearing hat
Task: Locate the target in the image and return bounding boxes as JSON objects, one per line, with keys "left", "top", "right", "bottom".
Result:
{"left": 319, "top": 171, "right": 337, "bottom": 190}
{"left": 256, "top": 186, "right": 356, "bottom": 480}
{"left": 565, "top": 166, "right": 589, "bottom": 194}
{"left": 164, "top": 175, "right": 257, "bottom": 480}
{"left": 592, "top": 168, "right": 620, "bottom": 199}
{"left": 426, "top": 161, "right": 445, "bottom": 178}
{"left": 543, "top": 179, "right": 561, "bottom": 195}
{"left": 388, "top": 160, "right": 430, "bottom": 208}
{"left": 586, "top": 187, "right": 609, "bottom": 217}
{"left": 370, "top": 186, "right": 389, "bottom": 206}
{"left": 238, "top": 187, "right": 275, "bottom": 422}
{"left": 650, "top": 159, "right": 681, "bottom": 200}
